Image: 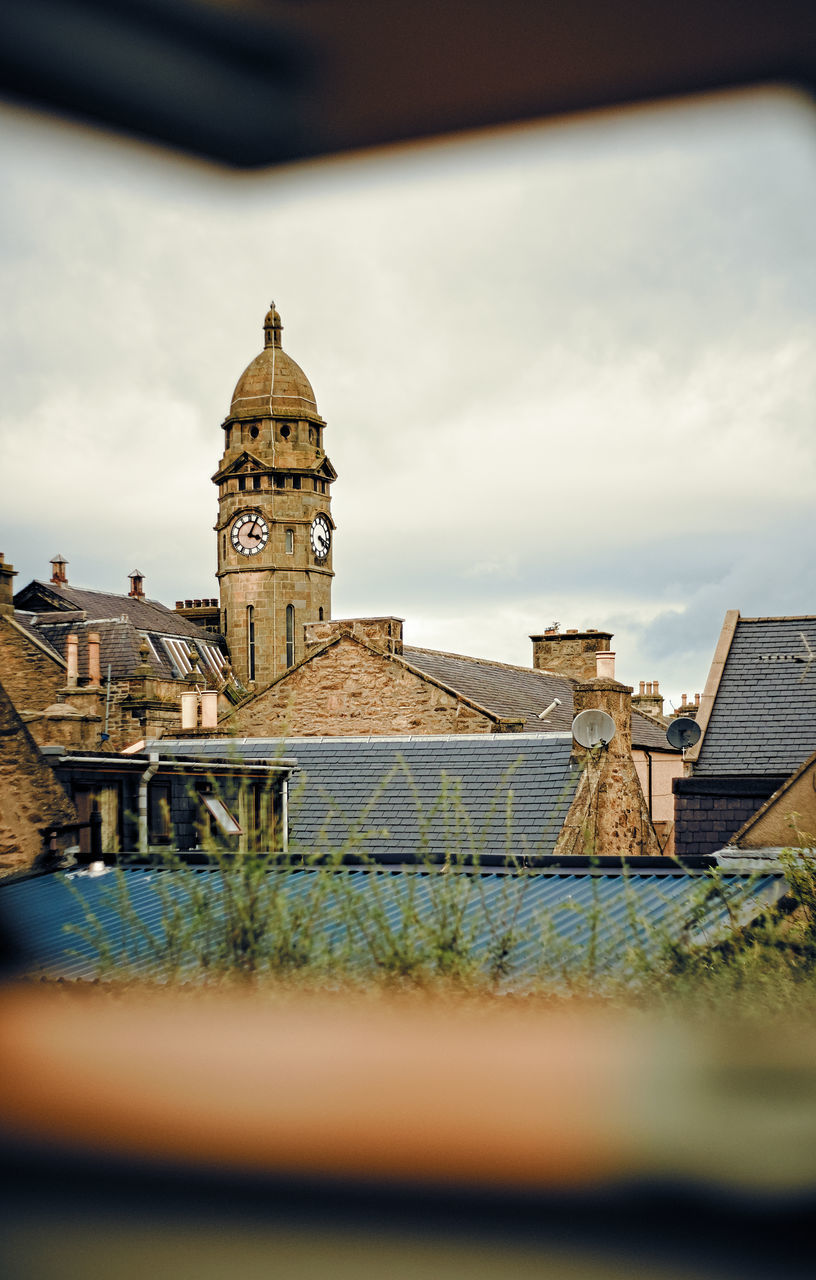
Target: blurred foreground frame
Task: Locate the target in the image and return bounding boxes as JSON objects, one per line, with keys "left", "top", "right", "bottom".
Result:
{"left": 3, "top": 5, "right": 816, "bottom": 1278}
{"left": 0, "top": 0, "right": 815, "bottom": 168}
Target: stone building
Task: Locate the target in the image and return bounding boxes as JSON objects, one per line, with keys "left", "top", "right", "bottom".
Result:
{"left": 189, "top": 617, "right": 678, "bottom": 853}
{"left": 6, "top": 555, "right": 235, "bottom": 752}
{"left": 214, "top": 304, "right": 336, "bottom": 687}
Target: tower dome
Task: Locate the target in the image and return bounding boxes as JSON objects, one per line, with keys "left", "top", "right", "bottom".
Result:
{"left": 229, "top": 304, "right": 318, "bottom": 419}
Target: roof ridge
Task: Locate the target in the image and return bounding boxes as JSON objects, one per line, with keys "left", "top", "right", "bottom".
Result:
{"left": 738, "top": 615, "right": 816, "bottom": 623}
{"left": 404, "top": 644, "right": 576, "bottom": 683}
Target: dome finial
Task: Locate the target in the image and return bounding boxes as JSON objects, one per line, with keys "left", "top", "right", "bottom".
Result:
{"left": 263, "top": 301, "right": 282, "bottom": 349}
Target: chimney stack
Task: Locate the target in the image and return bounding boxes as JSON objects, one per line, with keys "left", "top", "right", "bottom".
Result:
{"left": 50, "top": 555, "right": 68, "bottom": 586}
{"left": 128, "top": 570, "right": 145, "bottom": 599}
{"left": 530, "top": 627, "right": 614, "bottom": 681}
{"left": 556, "top": 662, "right": 661, "bottom": 858}
{"left": 632, "top": 676, "right": 666, "bottom": 723}
{"left": 0, "top": 553, "right": 17, "bottom": 615}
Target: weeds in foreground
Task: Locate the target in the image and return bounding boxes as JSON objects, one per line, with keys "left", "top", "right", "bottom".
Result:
{"left": 59, "top": 764, "right": 816, "bottom": 1014}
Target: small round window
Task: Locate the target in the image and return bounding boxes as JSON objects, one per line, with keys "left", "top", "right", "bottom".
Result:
{"left": 280, "top": 425, "right": 291, "bottom": 440}
{"left": 250, "top": 425, "right": 259, "bottom": 440}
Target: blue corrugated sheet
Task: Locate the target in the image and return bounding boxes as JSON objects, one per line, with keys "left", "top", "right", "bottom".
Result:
{"left": 0, "top": 866, "right": 787, "bottom": 983}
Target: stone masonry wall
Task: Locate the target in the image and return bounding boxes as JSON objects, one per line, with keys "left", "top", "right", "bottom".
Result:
{"left": 226, "top": 636, "right": 496, "bottom": 738}
{"left": 531, "top": 630, "right": 613, "bottom": 682}
{"left": 0, "top": 679, "right": 76, "bottom": 875}
{"left": 0, "top": 616, "right": 65, "bottom": 712}
{"left": 304, "top": 617, "right": 404, "bottom": 656}
{"left": 556, "top": 677, "right": 661, "bottom": 858}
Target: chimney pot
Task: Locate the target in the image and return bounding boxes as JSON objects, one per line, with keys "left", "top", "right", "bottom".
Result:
{"left": 66, "top": 633, "right": 78, "bottom": 687}
{"left": 653, "top": 680, "right": 660, "bottom": 695}
{"left": 596, "top": 651, "right": 616, "bottom": 680}
{"left": 50, "top": 555, "right": 68, "bottom": 586}
{"left": 695, "top": 692, "right": 700, "bottom": 706}
{"left": 639, "top": 681, "right": 645, "bottom": 695}
{"left": 87, "top": 632, "right": 101, "bottom": 686}
{"left": 681, "top": 694, "right": 687, "bottom": 707}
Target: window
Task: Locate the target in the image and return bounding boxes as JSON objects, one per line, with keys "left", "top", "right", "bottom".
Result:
{"left": 286, "top": 604, "right": 295, "bottom": 667}
{"left": 318, "top": 607, "right": 324, "bottom": 621}
{"left": 275, "top": 474, "right": 285, "bottom": 489}
{"left": 285, "top": 528, "right": 294, "bottom": 554}
{"left": 247, "top": 604, "right": 256, "bottom": 681}
{"left": 292, "top": 475, "right": 301, "bottom": 490}
{"left": 222, "top": 533, "right": 226, "bottom": 557}
{"left": 280, "top": 424, "right": 290, "bottom": 440}
{"left": 238, "top": 475, "right": 246, "bottom": 491}
{"left": 253, "top": 475, "right": 261, "bottom": 490}
{"left": 250, "top": 424, "right": 259, "bottom": 439}
{"left": 200, "top": 793, "right": 242, "bottom": 837}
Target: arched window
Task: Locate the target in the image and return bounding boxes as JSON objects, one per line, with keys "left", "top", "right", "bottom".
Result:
{"left": 318, "top": 607, "right": 324, "bottom": 621}
{"left": 285, "top": 528, "right": 294, "bottom": 554}
{"left": 247, "top": 605, "right": 256, "bottom": 681}
{"left": 285, "top": 604, "right": 295, "bottom": 668}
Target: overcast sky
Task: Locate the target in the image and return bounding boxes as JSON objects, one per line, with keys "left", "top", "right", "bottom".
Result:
{"left": 1, "top": 87, "right": 815, "bottom": 710}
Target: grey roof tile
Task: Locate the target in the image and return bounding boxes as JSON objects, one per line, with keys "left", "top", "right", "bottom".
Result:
{"left": 697, "top": 617, "right": 816, "bottom": 776}
{"left": 403, "top": 646, "right": 670, "bottom": 750}
{"left": 157, "top": 734, "right": 582, "bottom": 859}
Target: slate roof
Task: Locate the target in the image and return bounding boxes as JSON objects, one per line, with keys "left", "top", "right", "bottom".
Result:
{"left": 12, "top": 583, "right": 228, "bottom": 683}
{"left": 403, "top": 646, "right": 671, "bottom": 751}
{"left": 156, "top": 733, "right": 583, "bottom": 860}
{"left": 0, "top": 863, "right": 787, "bottom": 983}
{"left": 14, "top": 580, "right": 213, "bottom": 638}
{"left": 695, "top": 617, "right": 816, "bottom": 777}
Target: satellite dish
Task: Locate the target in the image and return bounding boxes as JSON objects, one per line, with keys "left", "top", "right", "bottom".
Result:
{"left": 571, "top": 709, "right": 616, "bottom": 748}
{"left": 667, "top": 716, "right": 702, "bottom": 750}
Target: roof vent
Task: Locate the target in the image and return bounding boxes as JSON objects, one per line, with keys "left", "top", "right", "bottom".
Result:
{"left": 128, "top": 570, "right": 145, "bottom": 599}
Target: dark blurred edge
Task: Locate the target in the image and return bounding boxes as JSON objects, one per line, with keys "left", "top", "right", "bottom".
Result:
{"left": 0, "top": 0, "right": 814, "bottom": 169}
{"left": 0, "top": 1140, "right": 814, "bottom": 1277}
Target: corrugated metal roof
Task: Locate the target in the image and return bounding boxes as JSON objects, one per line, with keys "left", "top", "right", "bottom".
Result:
{"left": 0, "top": 865, "right": 787, "bottom": 983}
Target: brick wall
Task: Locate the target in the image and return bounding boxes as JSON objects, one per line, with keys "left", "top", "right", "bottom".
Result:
{"left": 673, "top": 776, "right": 786, "bottom": 856}
{"left": 227, "top": 636, "right": 497, "bottom": 737}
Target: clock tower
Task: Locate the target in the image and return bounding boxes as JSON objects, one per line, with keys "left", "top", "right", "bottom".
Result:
{"left": 214, "top": 304, "right": 336, "bottom": 687}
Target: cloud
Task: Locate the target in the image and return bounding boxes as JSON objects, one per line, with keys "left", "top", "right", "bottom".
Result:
{"left": 1, "top": 87, "right": 815, "bottom": 712}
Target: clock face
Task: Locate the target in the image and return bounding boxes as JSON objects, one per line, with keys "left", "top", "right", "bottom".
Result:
{"left": 231, "top": 511, "right": 269, "bottom": 557}
{"left": 310, "top": 514, "right": 331, "bottom": 561}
